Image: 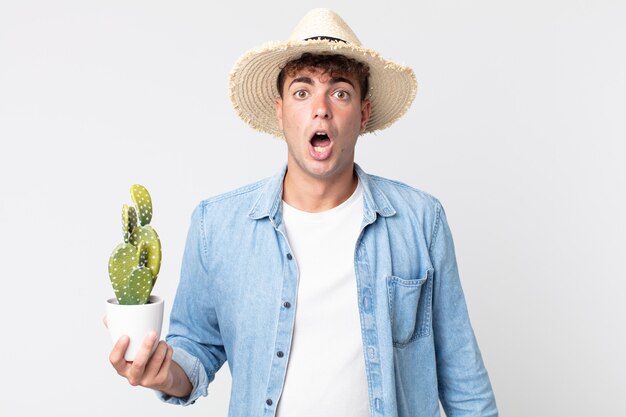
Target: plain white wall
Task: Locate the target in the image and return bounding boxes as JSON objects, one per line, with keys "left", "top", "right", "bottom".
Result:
{"left": 1, "top": 0, "right": 624, "bottom": 416}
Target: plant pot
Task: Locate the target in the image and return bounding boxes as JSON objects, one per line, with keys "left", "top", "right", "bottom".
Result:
{"left": 105, "top": 295, "right": 164, "bottom": 362}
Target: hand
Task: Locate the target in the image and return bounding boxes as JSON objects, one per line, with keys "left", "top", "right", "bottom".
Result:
{"left": 109, "top": 331, "right": 176, "bottom": 392}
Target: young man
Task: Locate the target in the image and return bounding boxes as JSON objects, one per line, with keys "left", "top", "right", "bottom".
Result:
{"left": 109, "top": 8, "right": 498, "bottom": 417}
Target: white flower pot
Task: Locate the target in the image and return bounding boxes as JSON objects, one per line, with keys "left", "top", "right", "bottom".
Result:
{"left": 105, "top": 295, "right": 164, "bottom": 361}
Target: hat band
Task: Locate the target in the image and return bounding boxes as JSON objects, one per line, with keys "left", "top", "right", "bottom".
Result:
{"left": 303, "top": 36, "right": 347, "bottom": 43}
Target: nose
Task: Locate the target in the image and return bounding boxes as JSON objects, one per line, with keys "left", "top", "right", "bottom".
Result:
{"left": 312, "top": 94, "right": 332, "bottom": 119}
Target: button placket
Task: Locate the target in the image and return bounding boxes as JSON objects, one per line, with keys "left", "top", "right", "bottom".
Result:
{"left": 264, "top": 232, "right": 299, "bottom": 415}
{"left": 355, "top": 239, "right": 385, "bottom": 415}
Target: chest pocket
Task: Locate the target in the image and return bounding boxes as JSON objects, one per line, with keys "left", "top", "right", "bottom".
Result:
{"left": 386, "top": 268, "right": 433, "bottom": 348}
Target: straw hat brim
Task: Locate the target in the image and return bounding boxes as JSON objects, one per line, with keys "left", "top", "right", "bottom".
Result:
{"left": 229, "top": 39, "right": 418, "bottom": 138}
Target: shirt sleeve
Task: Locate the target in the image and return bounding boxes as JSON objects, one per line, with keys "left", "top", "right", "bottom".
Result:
{"left": 429, "top": 202, "right": 499, "bottom": 416}
{"left": 156, "top": 203, "right": 227, "bottom": 406}
{"left": 154, "top": 347, "right": 209, "bottom": 405}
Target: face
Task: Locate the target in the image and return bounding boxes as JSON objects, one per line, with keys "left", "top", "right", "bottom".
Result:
{"left": 275, "top": 68, "right": 371, "bottom": 184}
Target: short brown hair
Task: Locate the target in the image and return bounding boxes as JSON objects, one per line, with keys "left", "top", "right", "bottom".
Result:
{"left": 277, "top": 53, "right": 370, "bottom": 100}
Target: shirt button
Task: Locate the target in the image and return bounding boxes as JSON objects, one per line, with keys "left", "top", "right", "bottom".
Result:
{"left": 266, "top": 399, "right": 273, "bottom": 406}
{"left": 277, "top": 351, "right": 284, "bottom": 358}
{"left": 286, "top": 253, "right": 293, "bottom": 260}
{"left": 283, "top": 301, "right": 291, "bottom": 308}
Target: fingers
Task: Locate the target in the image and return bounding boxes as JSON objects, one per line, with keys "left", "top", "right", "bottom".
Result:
{"left": 109, "top": 331, "right": 172, "bottom": 390}
{"left": 143, "top": 342, "right": 173, "bottom": 390}
{"left": 109, "top": 335, "right": 130, "bottom": 374}
{"left": 127, "top": 331, "right": 158, "bottom": 385}
{"left": 102, "top": 316, "right": 108, "bottom": 328}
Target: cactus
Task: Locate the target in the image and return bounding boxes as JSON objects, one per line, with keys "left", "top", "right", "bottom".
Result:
{"left": 108, "top": 184, "right": 162, "bottom": 305}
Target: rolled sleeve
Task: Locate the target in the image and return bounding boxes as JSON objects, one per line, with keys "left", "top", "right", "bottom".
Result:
{"left": 154, "top": 347, "right": 209, "bottom": 406}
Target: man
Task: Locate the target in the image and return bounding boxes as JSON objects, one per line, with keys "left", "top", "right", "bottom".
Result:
{"left": 109, "top": 8, "right": 498, "bottom": 417}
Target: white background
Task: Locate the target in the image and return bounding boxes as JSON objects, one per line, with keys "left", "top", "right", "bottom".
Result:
{"left": 1, "top": 1, "right": 624, "bottom": 416}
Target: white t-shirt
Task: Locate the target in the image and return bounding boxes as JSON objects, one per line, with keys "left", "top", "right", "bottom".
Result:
{"left": 276, "top": 181, "right": 369, "bottom": 417}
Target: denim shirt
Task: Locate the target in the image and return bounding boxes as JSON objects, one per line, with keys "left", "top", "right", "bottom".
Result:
{"left": 158, "top": 163, "right": 498, "bottom": 417}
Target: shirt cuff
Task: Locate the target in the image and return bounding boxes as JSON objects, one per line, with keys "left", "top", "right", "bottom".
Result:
{"left": 154, "top": 347, "right": 209, "bottom": 406}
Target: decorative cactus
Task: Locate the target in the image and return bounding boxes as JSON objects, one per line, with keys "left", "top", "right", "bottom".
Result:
{"left": 108, "top": 185, "right": 162, "bottom": 305}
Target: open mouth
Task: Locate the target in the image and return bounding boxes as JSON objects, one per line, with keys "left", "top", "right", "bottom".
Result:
{"left": 310, "top": 131, "right": 331, "bottom": 153}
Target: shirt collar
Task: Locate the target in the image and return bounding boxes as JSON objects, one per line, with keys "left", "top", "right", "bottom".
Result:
{"left": 247, "top": 163, "right": 396, "bottom": 225}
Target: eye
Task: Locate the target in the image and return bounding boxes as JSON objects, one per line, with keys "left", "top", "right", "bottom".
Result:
{"left": 333, "top": 90, "right": 350, "bottom": 100}
{"left": 294, "top": 90, "right": 309, "bottom": 99}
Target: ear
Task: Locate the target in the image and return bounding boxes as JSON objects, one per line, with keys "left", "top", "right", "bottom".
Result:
{"left": 360, "top": 98, "right": 371, "bottom": 132}
{"left": 275, "top": 97, "right": 284, "bottom": 131}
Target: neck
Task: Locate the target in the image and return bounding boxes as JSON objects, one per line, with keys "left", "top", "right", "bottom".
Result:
{"left": 283, "top": 165, "right": 358, "bottom": 213}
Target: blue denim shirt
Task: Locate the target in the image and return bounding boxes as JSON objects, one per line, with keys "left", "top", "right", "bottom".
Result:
{"left": 158, "top": 163, "right": 498, "bottom": 417}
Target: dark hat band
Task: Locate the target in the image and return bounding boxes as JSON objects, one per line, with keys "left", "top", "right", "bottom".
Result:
{"left": 304, "top": 36, "right": 347, "bottom": 43}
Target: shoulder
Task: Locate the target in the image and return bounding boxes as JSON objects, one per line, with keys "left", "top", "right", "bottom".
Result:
{"left": 201, "top": 177, "right": 269, "bottom": 208}
{"left": 365, "top": 172, "right": 443, "bottom": 214}
{"left": 355, "top": 169, "right": 456, "bottom": 260}
{"left": 187, "top": 176, "right": 271, "bottom": 224}
{"left": 359, "top": 169, "right": 447, "bottom": 247}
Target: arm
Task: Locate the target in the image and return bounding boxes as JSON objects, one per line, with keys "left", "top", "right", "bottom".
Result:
{"left": 159, "top": 203, "right": 227, "bottom": 404}
{"left": 430, "top": 202, "right": 498, "bottom": 416}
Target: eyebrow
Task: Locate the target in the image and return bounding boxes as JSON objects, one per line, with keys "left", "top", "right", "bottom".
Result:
{"left": 288, "top": 76, "right": 355, "bottom": 89}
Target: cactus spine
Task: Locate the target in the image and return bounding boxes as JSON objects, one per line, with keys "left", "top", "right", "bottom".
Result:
{"left": 108, "top": 185, "right": 162, "bottom": 305}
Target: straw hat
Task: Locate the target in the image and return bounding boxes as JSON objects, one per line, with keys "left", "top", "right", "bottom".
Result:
{"left": 229, "top": 8, "right": 417, "bottom": 138}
